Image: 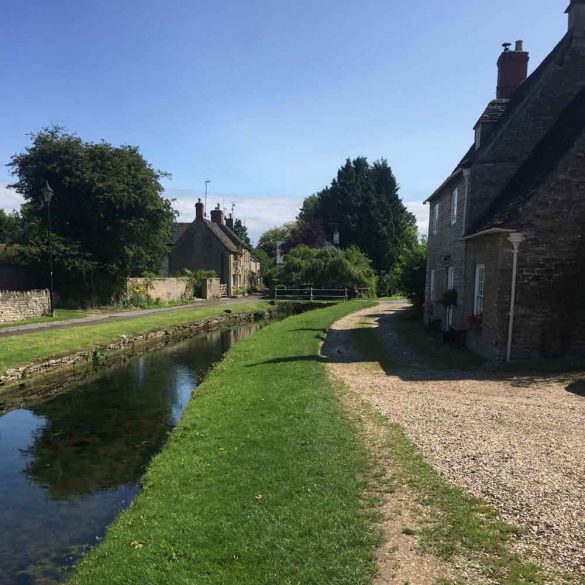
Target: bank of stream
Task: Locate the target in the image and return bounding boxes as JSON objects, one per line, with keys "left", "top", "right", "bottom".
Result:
{"left": 0, "top": 321, "right": 263, "bottom": 585}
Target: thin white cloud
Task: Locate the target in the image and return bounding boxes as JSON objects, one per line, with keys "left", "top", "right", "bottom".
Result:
{"left": 0, "top": 182, "right": 428, "bottom": 245}
{"left": 0, "top": 182, "right": 23, "bottom": 213}
{"left": 165, "top": 188, "right": 303, "bottom": 245}
{"left": 405, "top": 200, "right": 429, "bottom": 238}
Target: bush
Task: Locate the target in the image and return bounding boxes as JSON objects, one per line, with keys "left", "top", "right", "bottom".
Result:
{"left": 181, "top": 269, "right": 217, "bottom": 298}
{"left": 394, "top": 238, "right": 427, "bottom": 310}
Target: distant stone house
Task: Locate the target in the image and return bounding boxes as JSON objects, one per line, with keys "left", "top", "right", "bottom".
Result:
{"left": 425, "top": 1, "right": 585, "bottom": 362}
{"left": 168, "top": 200, "right": 258, "bottom": 297}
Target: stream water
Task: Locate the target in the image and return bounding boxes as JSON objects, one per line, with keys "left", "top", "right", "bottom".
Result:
{"left": 0, "top": 322, "right": 262, "bottom": 585}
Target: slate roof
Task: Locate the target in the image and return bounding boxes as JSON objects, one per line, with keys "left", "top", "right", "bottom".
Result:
{"left": 171, "top": 222, "right": 191, "bottom": 243}
{"left": 471, "top": 84, "right": 585, "bottom": 233}
{"left": 203, "top": 220, "right": 240, "bottom": 253}
{"left": 474, "top": 99, "right": 510, "bottom": 127}
{"left": 219, "top": 224, "right": 251, "bottom": 250}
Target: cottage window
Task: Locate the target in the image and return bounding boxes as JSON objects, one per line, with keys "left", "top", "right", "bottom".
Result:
{"left": 450, "top": 188, "right": 458, "bottom": 224}
{"left": 474, "top": 264, "right": 485, "bottom": 315}
{"left": 432, "top": 203, "right": 439, "bottom": 235}
{"left": 430, "top": 269, "right": 436, "bottom": 301}
{"left": 447, "top": 266, "right": 455, "bottom": 290}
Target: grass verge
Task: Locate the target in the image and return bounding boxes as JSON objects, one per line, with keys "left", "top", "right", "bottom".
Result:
{"left": 0, "top": 301, "right": 272, "bottom": 375}
{"left": 0, "top": 308, "right": 89, "bottom": 330}
{"left": 68, "top": 301, "right": 379, "bottom": 585}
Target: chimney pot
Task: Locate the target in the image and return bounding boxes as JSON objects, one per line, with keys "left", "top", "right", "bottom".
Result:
{"left": 210, "top": 203, "right": 225, "bottom": 225}
{"left": 497, "top": 41, "right": 529, "bottom": 99}
{"left": 195, "top": 198, "right": 204, "bottom": 221}
{"left": 226, "top": 214, "right": 234, "bottom": 229}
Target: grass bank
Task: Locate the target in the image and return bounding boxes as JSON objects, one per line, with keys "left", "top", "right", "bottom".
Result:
{"left": 0, "top": 308, "right": 88, "bottom": 330}
{"left": 0, "top": 301, "right": 272, "bottom": 375}
{"left": 69, "top": 301, "right": 378, "bottom": 585}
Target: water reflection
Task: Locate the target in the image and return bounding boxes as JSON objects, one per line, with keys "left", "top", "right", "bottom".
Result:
{"left": 0, "top": 323, "right": 260, "bottom": 585}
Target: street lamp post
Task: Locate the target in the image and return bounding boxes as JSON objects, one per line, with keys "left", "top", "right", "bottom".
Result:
{"left": 42, "top": 182, "right": 55, "bottom": 317}
{"left": 204, "top": 179, "right": 211, "bottom": 217}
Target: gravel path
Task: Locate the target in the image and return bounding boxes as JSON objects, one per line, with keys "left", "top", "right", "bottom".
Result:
{"left": 326, "top": 302, "right": 585, "bottom": 580}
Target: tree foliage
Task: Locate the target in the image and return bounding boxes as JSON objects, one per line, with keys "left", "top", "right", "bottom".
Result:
{"left": 233, "top": 218, "right": 251, "bottom": 247}
{"left": 256, "top": 225, "right": 292, "bottom": 260}
{"left": 281, "top": 245, "right": 377, "bottom": 292}
{"left": 299, "top": 157, "right": 417, "bottom": 278}
{"left": 0, "top": 210, "right": 21, "bottom": 243}
{"left": 394, "top": 236, "right": 428, "bottom": 309}
{"left": 8, "top": 127, "right": 176, "bottom": 304}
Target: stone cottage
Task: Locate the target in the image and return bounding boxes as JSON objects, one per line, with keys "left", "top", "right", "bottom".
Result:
{"left": 425, "top": 1, "right": 585, "bottom": 361}
{"left": 168, "top": 200, "right": 257, "bottom": 297}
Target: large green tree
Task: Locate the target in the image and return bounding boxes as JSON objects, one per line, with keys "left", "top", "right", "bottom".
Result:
{"left": 299, "top": 157, "right": 417, "bottom": 281}
{"left": 8, "top": 127, "right": 176, "bottom": 303}
{"left": 256, "top": 224, "right": 293, "bottom": 259}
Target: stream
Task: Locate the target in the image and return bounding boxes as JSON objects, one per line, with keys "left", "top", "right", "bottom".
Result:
{"left": 0, "top": 322, "right": 262, "bottom": 584}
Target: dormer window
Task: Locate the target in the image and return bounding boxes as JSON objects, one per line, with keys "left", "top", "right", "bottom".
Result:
{"left": 475, "top": 125, "right": 481, "bottom": 149}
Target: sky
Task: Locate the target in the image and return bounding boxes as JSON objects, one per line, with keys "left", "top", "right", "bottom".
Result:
{"left": 0, "top": 0, "right": 567, "bottom": 243}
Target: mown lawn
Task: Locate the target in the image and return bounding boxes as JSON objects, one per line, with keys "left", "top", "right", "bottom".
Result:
{"left": 68, "top": 301, "right": 379, "bottom": 585}
{"left": 0, "top": 308, "right": 89, "bottom": 330}
{"left": 0, "top": 301, "right": 272, "bottom": 374}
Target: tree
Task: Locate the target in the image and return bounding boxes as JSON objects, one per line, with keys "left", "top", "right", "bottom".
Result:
{"left": 8, "top": 127, "right": 176, "bottom": 304}
{"left": 395, "top": 237, "right": 428, "bottom": 310}
{"left": 299, "top": 157, "right": 417, "bottom": 278}
{"left": 257, "top": 224, "right": 293, "bottom": 259}
{"left": 233, "top": 218, "right": 251, "bottom": 247}
{"left": 0, "top": 210, "right": 21, "bottom": 243}
{"left": 281, "top": 245, "right": 377, "bottom": 293}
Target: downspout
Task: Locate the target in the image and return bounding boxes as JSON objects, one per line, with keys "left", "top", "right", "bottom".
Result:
{"left": 506, "top": 232, "right": 525, "bottom": 362}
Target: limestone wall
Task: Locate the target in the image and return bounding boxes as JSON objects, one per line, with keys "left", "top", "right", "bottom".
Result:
{"left": 126, "top": 278, "right": 190, "bottom": 303}
{"left": 202, "top": 278, "right": 221, "bottom": 300}
{"left": 0, "top": 290, "right": 51, "bottom": 324}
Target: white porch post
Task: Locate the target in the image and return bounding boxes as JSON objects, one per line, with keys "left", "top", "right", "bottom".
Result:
{"left": 506, "top": 232, "right": 525, "bottom": 362}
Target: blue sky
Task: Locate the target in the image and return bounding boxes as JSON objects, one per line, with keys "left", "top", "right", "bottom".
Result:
{"left": 0, "top": 0, "right": 567, "bottom": 242}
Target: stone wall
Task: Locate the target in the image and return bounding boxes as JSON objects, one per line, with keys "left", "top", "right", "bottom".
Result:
{"left": 202, "top": 277, "right": 221, "bottom": 300}
{"left": 126, "top": 278, "right": 190, "bottom": 303}
{"left": 0, "top": 289, "right": 51, "bottom": 324}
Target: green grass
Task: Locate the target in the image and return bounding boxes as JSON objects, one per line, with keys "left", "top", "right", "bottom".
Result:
{"left": 0, "top": 308, "right": 89, "bottom": 330}
{"left": 0, "top": 301, "right": 272, "bottom": 375}
{"left": 68, "top": 301, "right": 379, "bottom": 585}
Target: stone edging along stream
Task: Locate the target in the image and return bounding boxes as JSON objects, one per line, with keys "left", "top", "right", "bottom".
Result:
{"left": 0, "top": 309, "right": 273, "bottom": 411}
{"left": 0, "top": 302, "right": 329, "bottom": 412}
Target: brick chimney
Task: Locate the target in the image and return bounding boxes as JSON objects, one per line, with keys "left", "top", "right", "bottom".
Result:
{"left": 497, "top": 41, "right": 529, "bottom": 99}
{"left": 226, "top": 214, "right": 234, "bottom": 229}
{"left": 210, "top": 203, "right": 224, "bottom": 225}
{"left": 195, "top": 198, "right": 204, "bottom": 221}
{"left": 566, "top": 0, "right": 585, "bottom": 35}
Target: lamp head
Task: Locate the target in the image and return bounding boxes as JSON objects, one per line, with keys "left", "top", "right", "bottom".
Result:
{"left": 42, "top": 182, "right": 54, "bottom": 204}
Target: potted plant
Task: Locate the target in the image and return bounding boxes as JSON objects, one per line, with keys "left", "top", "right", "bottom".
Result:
{"left": 465, "top": 313, "right": 483, "bottom": 330}
{"left": 438, "top": 288, "right": 457, "bottom": 307}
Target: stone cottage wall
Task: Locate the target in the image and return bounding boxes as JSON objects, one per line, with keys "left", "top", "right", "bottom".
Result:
{"left": 425, "top": 173, "right": 468, "bottom": 329}
{"left": 0, "top": 289, "right": 51, "bottom": 323}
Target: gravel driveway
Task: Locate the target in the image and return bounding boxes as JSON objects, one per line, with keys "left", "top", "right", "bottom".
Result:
{"left": 326, "top": 302, "right": 585, "bottom": 580}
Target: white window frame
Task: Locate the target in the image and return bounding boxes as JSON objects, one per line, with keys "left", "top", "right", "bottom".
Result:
{"left": 430, "top": 269, "right": 436, "bottom": 301}
{"left": 447, "top": 266, "right": 455, "bottom": 290}
{"left": 474, "top": 264, "right": 485, "bottom": 316}
{"left": 432, "top": 203, "right": 439, "bottom": 235}
{"left": 450, "top": 188, "right": 458, "bottom": 224}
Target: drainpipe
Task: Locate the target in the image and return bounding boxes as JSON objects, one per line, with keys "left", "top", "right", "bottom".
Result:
{"left": 506, "top": 232, "right": 525, "bottom": 362}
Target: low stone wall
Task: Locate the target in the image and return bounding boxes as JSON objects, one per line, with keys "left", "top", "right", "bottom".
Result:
{"left": 126, "top": 278, "right": 190, "bottom": 303}
{"left": 0, "top": 289, "right": 51, "bottom": 324}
